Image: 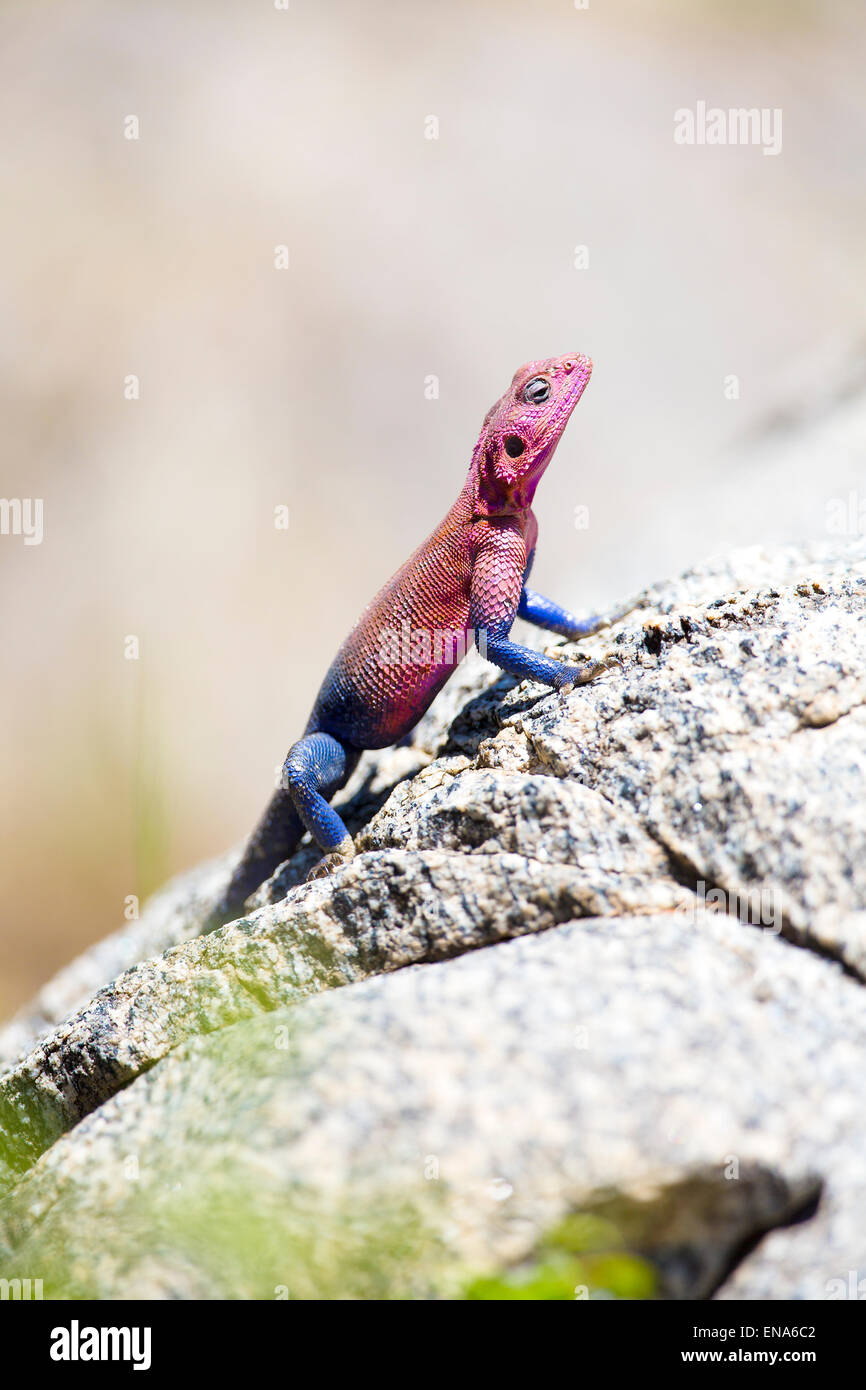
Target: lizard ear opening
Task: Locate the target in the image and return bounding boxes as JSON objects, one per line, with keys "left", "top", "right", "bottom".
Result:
{"left": 504, "top": 435, "right": 525, "bottom": 459}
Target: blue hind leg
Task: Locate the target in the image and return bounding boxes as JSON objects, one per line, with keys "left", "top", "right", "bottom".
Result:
{"left": 282, "top": 731, "right": 360, "bottom": 880}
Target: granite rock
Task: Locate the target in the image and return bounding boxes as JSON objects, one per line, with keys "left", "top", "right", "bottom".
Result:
{"left": 2, "top": 537, "right": 866, "bottom": 1298}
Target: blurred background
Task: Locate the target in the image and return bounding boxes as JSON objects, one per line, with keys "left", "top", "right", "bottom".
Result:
{"left": 1, "top": 0, "right": 865, "bottom": 1015}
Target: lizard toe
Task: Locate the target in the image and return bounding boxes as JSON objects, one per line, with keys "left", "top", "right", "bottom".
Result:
{"left": 305, "top": 837, "right": 355, "bottom": 883}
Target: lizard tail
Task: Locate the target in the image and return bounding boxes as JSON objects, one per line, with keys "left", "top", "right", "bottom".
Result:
{"left": 205, "top": 788, "right": 304, "bottom": 932}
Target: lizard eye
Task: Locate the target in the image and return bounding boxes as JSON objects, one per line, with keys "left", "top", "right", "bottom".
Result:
{"left": 522, "top": 376, "right": 551, "bottom": 405}
{"left": 504, "top": 435, "right": 525, "bottom": 458}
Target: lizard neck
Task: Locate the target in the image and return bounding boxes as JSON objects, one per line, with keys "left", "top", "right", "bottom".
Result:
{"left": 465, "top": 438, "right": 539, "bottom": 521}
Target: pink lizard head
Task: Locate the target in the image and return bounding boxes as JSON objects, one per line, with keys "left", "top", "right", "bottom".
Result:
{"left": 474, "top": 353, "right": 592, "bottom": 515}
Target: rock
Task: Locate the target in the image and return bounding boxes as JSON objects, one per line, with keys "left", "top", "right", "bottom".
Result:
{"left": 1, "top": 913, "right": 857, "bottom": 1300}
{"left": 0, "top": 843, "right": 691, "bottom": 1189}
{"left": 2, "top": 536, "right": 866, "bottom": 1298}
{"left": 0, "top": 856, "right": 229, "bottom": 1072}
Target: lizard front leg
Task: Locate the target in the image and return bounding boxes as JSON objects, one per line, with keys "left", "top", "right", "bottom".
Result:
{"left": 470, "top": 524, "right": 617, "bottom": 691}
{"left": 518, "top": 546, "right": 639, "bottom": 640}
{"left": 517, "top": 587, "right": 611, "bottom": 639}
{"left": 517, "top": 588, "right": 641, "bottom": 641}
{"left": 482, "top": 629, "right": 619, "bottom": 690}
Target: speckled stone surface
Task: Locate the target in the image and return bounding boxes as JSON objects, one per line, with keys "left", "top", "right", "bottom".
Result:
{"left": 1, "top": 538, "right": 866, "bottom": 1297}
{"left": 1, "top": 913, "right": 861, "bottom": 1299}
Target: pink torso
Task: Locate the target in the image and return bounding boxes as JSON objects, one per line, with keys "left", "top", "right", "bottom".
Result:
{"left": 309, "top": 488, "right": 533, "bottom": 748}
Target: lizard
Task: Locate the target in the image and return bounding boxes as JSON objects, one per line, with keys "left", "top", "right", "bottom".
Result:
{"left": 209, "top": 352, "right": 626, "bottom": 928}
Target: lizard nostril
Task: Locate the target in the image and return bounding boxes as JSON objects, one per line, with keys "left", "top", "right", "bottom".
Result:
{"left": 504, "top": 435, "right": 525, "bottom": 459}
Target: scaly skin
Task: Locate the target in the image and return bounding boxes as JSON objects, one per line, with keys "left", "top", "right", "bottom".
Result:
{"left": 211, "top": 353, "right": 623, "bottom": 924}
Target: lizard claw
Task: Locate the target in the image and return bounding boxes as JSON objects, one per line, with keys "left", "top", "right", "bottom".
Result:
{"left": 592, "top": 651, "right": 623, "bottom": 677}
{"left": 306, "top": 836, "right": 355, "bottom": 882}
{"left": 557, "top": 652, "right": 621, "bottom": 696}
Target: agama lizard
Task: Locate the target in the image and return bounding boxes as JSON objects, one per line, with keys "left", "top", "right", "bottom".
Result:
{"left": 211, "top": 352, "right": 624, "bottom": 926}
